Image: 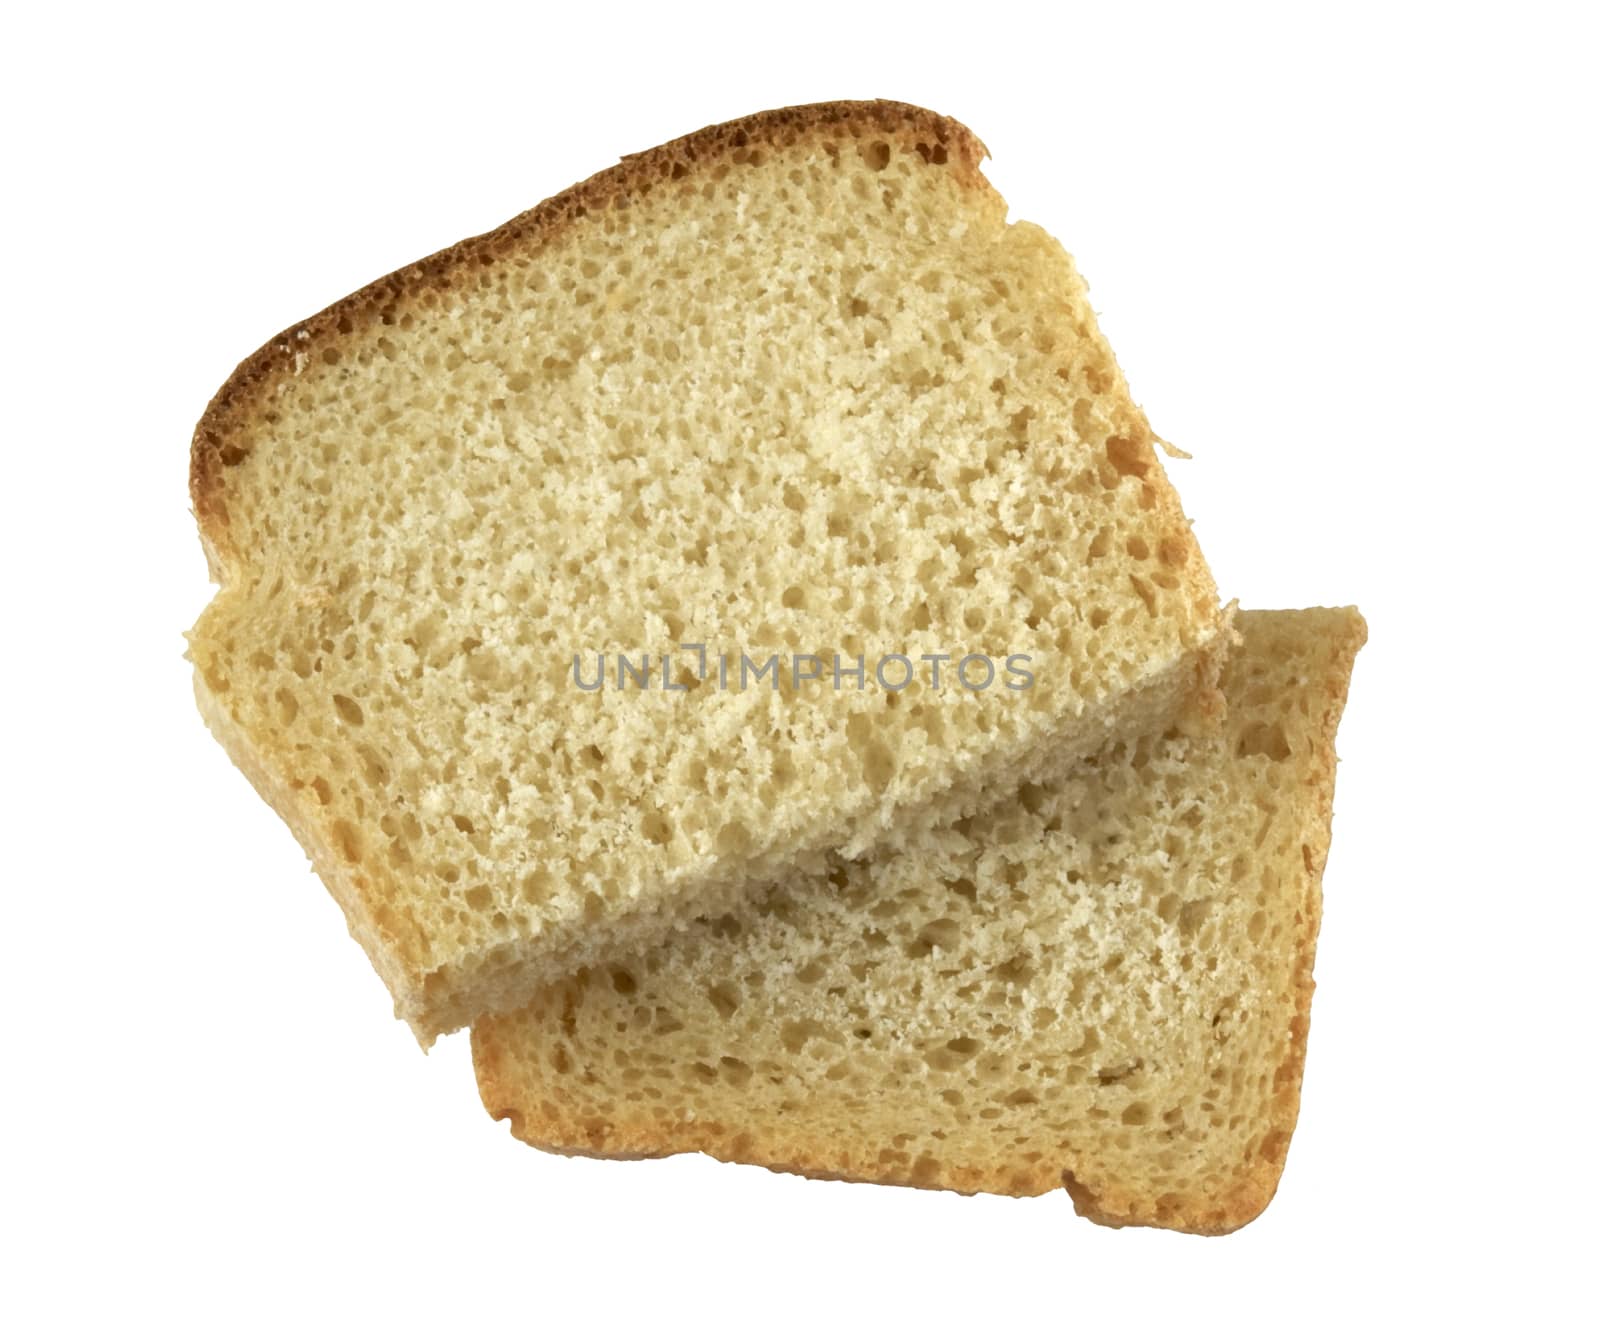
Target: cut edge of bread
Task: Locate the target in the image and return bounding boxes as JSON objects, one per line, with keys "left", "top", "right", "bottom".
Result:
{"left": 187, "top": 99, "right": 1231, "bottom": 1044}
{"left": 471, "top": 609, "right": 1365, "bottom": 1232}
{"left": 194, "top": 621, "right": 1231, "bottom": 1045}
{"left": 192, "top": 674, "right": 420, "bottom": 1021}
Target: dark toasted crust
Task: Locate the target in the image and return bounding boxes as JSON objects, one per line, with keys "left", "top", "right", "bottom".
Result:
{"left": 188, "top": 100, "right": 990, "bottom": 569}
{"left": 472, "top": 613, "right": 1367, "bottom": 1233}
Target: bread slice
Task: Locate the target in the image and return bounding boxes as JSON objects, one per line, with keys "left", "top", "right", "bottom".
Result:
{"left": 188, "top": 101, "right": 1227, "bottom": 1044}
{"left": 473, "top": 609, "right": 1364, "bottom": 1232}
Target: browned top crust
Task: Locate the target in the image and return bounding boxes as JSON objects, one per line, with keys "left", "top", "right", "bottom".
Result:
{"left": 189, "top": 100, "right": 990, "bottom": 567}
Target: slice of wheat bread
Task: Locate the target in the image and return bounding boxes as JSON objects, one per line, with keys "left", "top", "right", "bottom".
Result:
{"left": 472, "top": 609, "right": 1364, "bottom": 1232}
{"left": 188, "top": 101, "right": 1227, "bottom": 1044}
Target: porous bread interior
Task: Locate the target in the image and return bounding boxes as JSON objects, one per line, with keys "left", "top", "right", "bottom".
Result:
{"left": 187, "top": 103, "right": 1223, "bottom": 1042}
{"left": 473, "top": 609, "right": 1365, "bottom": 1233}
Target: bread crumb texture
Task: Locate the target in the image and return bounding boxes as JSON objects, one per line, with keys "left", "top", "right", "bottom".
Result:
{"left": 188, "top": 102, "right": 1223, "bottom": 1042}
{"left": 473, "top": 609, "right": 1364, "bottom": 1233}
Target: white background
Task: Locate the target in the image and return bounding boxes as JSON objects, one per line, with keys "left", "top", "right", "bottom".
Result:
{"left": 5, "top": 2, "right": 1595, "bottom": 1329}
